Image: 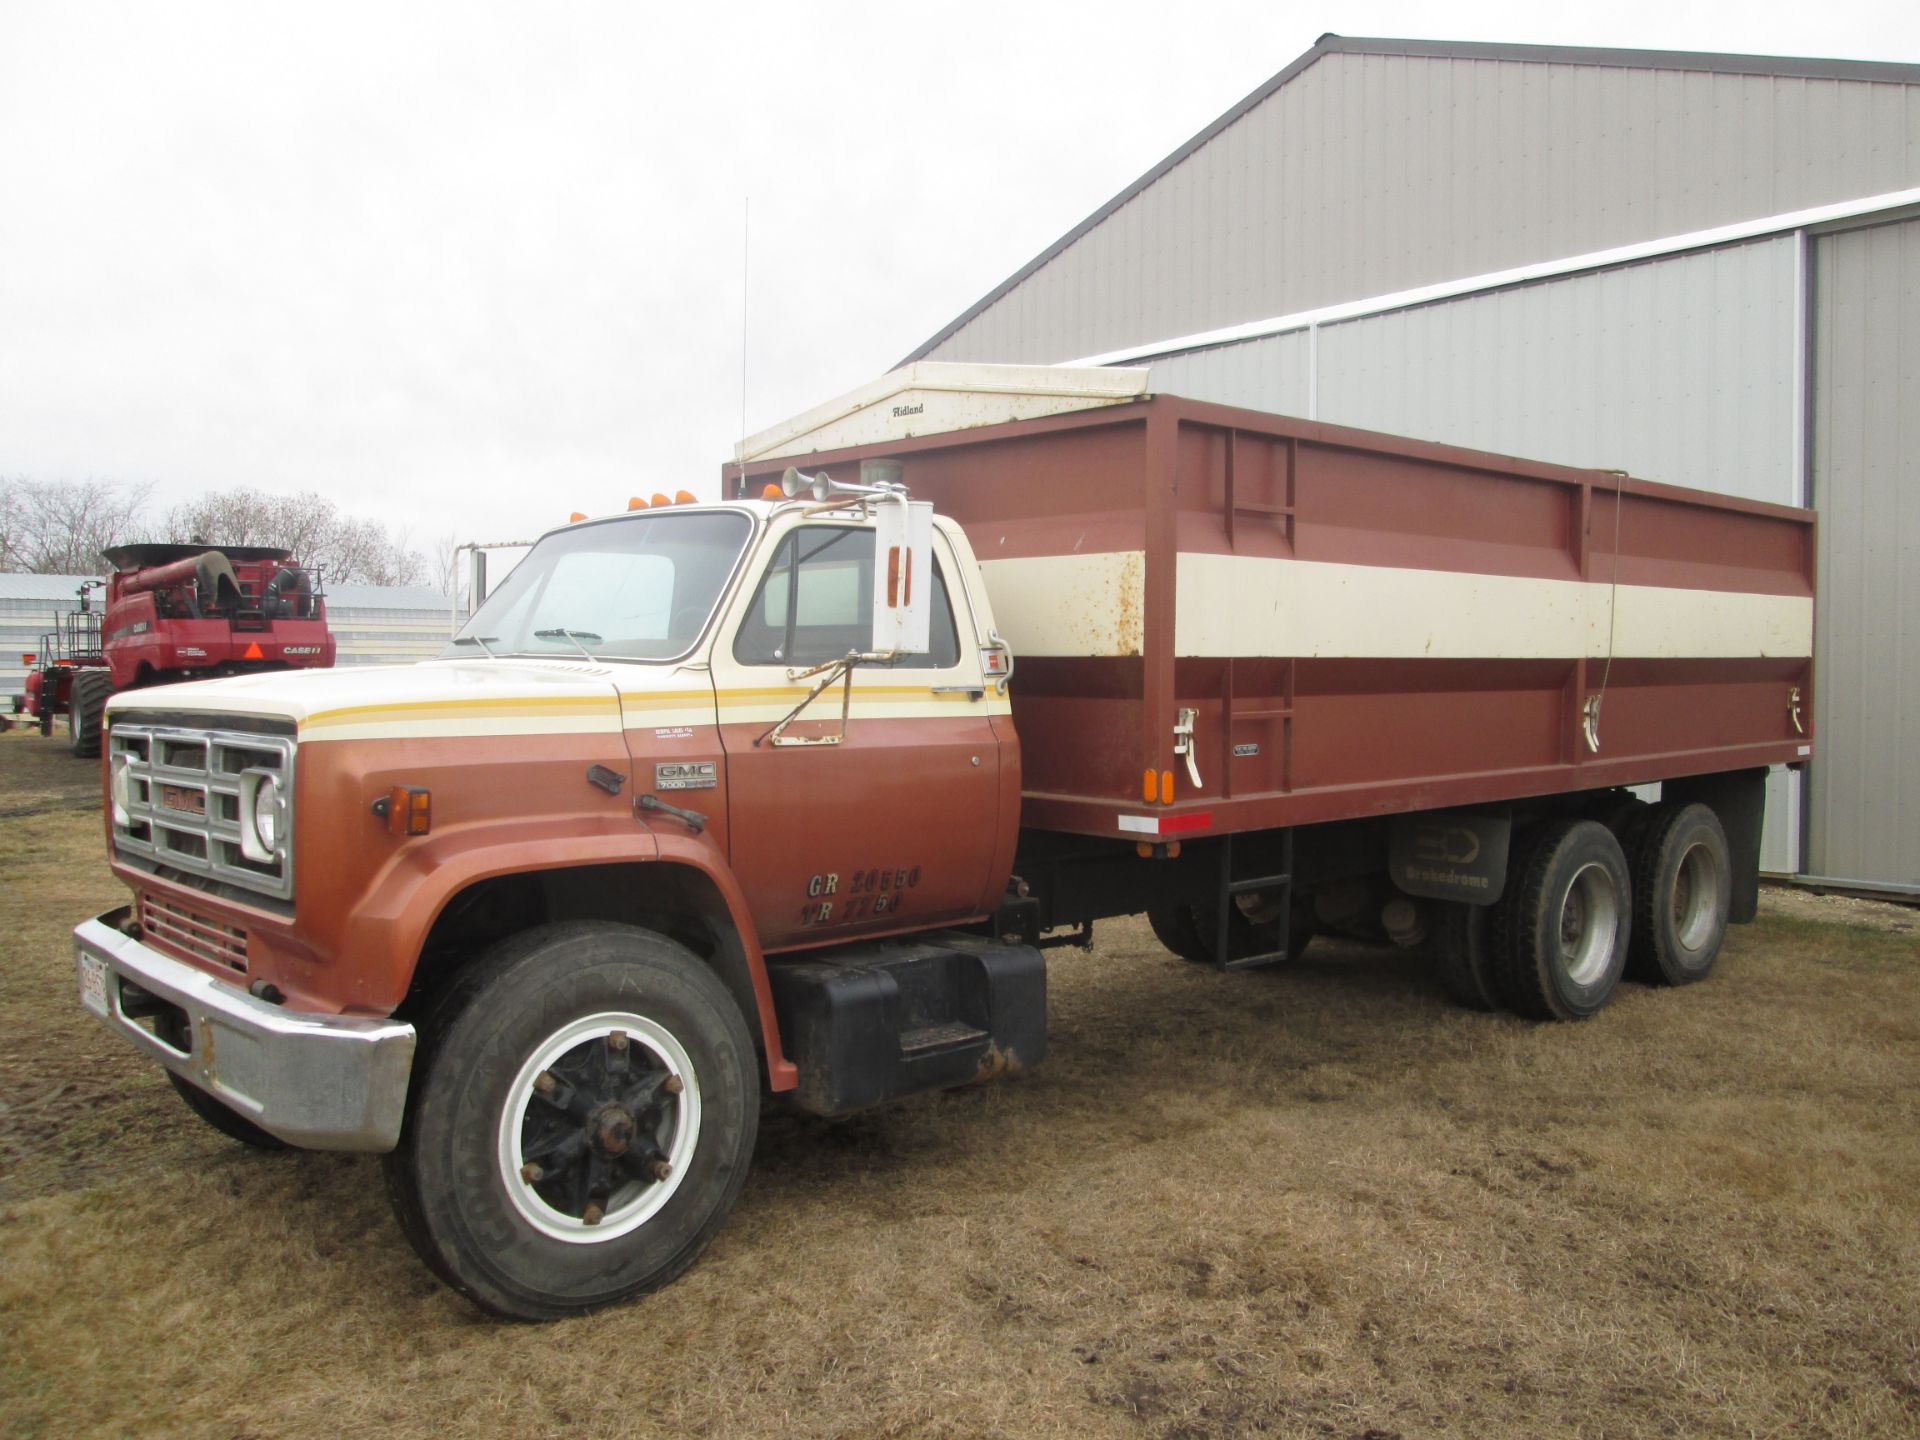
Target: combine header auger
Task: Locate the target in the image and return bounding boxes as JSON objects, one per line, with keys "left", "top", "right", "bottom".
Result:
{"left": 13, "top": 544, "right": 337, "bottom": 757}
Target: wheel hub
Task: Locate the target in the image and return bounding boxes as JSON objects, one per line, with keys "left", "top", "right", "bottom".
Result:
{"left": 589, "top": 1100, "right": 637, "bottom": 1157}
{"left": 497, "top": 1013, "right": 701, "bottom": 1244}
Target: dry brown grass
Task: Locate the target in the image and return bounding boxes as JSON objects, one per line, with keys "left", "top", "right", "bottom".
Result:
{"left": 2, "top": 727, "right": 1917, "bottom": 1439}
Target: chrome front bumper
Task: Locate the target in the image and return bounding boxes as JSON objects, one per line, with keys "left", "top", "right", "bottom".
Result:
{"left": 73, "top": 908, "right": 416, "bottom": 1151}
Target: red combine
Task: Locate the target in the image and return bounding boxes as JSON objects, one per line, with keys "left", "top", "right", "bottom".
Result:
{"left": 15, "top": 544, "right": 336, "bottom": 756}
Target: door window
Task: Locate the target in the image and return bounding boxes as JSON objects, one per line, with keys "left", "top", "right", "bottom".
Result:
{"left": 732, "top": 527, "right": 961, "bottom": 669}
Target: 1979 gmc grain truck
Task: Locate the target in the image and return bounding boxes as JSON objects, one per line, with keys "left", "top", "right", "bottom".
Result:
{"left": 72, "top": 365, "right": 1815, "bottom": 1320}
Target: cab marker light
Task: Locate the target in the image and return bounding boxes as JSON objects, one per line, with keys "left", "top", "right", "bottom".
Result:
{"left": 761, "top": 483, "right": 782, "bottom": 499}
{"left": 628, "top": 496, "right": 649, "bottom": 510}
{"left": 675, "top": 490, "right": 696, "bottom": 504}
{"left": 650, "top": 492, "right": 671, "bottom": 507}
{"left": 569, "top": 511, "right": 587, "bottom": 522}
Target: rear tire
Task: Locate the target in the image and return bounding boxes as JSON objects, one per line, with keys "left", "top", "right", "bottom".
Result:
{"left": 1491, "top": 819, "right": 1630, "bottom": 1021}
{"left": 1627, "top": 803, "right": 1731, "bottom": 986}
{"left": 167, "top": 1071, "right": 288, "bottom": 1150}
{"left": 383, "top": 922, "right": 758, "bottom": 1320}
{"left": 67, "top": 670, "right": 110, "bottom": 757}
{"left": 1433, "top": 902, "right": 1499, "bottom": 1011}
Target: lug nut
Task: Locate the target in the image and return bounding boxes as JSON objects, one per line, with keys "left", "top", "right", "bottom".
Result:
{"left": 520, "top": 1162, "right": 544, "bottom": 1183}
{"left": 534, "top": 1071, "right": 557, "bottom": 1095}
{"left": 607, "top": 1030, "right": 629, "bottom": 1052}
{"left": 662, "top": 1074, "right": 684, "bottom": 1096}
{"left": 649, "top": 1159, "right": 673, "bottom": 1182}
{"left": 582, "top": 1202, "right": 604, "bottom": 1226}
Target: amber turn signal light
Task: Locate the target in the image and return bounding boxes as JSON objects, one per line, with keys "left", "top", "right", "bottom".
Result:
{"left": 372, "top": 785, "right": 432, "bottom": 837}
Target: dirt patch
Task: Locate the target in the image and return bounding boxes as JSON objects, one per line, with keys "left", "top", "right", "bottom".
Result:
{"left": 1760, "top": 880, "right": 1917, "bottom": 935}
{"left": 2, "top": 737, "right": 1916, "bottom": 1439}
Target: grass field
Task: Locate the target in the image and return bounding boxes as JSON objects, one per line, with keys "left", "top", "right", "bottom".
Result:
{"left": 2, "top": 729, "right": 1916, "bottom": 1439}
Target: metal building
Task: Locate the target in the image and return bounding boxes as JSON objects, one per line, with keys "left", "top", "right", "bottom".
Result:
{"left": 906, "top": 35, "right": 1920, "bottom": 896}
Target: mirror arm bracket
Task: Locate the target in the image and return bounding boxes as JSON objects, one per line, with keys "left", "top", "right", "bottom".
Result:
{"left": 755, "top": 650, "right": 899, "bottom": 747}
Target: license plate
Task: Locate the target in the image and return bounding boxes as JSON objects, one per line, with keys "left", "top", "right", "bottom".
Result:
{"left": 77, "top": 951, "right": 110, "bottom": 1018}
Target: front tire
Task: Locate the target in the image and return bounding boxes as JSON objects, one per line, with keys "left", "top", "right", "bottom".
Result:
{"left": 167, "top": 1071, "right": 288, "bottom": 1149}
{"left": 383, "top": 922, "right": 759, "bottom": 1320}
{"left": 1147, "top": 906, "right": 1209, "bottom": 964}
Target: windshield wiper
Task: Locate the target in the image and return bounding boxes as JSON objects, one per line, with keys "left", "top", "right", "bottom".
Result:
{"left": 534, "top": 627, "right": 605, "bottom": 662}
{"left": 451, "top": 635, "right": 502, "bottom": 659}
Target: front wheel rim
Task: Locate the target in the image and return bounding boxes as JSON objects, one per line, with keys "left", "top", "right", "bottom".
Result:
{"left": 1556, "top": 861, "right": 1620, "bottom": 988}
{"left": 496, "top": 1011, "right": 701, "bottom": 1244}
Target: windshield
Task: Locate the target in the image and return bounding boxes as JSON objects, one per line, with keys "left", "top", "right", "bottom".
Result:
{"left": 443, "top": 510, "right": 753, "bottom": 662}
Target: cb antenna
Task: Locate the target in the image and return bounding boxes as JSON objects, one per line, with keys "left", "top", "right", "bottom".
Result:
{"left": 739, "top": 195, "right": 750, "bottom": 494}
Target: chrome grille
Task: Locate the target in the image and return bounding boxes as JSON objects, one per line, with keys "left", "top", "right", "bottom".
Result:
{"left": 139, "top": 891, "right": 250, "bottom": 973}
{"left": 110, "top": 722, "right": 296, "bottom": 902}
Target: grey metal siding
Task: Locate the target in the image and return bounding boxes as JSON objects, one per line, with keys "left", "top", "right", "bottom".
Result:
{"left": 1314, "top": 237, "right": 1800, "bottom": 502}
{"left": 927, "top": 54, "right": 1920, "bottom": 366}
{"left": 1148, "top": 330, "right": 1311, "bottom": 416}
{"left": 1809, "top": 217, "right": 1920, "bottom": 890}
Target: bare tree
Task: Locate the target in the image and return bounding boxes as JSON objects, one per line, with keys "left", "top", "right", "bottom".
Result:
{"left": 162, "top": 489, "right": 424, "bottom": 585}
{"left": 0, "top": 481, "right": 23, "bottom": 571}
{"left": 1, "top": 478, "right": 152, "bottom": 573}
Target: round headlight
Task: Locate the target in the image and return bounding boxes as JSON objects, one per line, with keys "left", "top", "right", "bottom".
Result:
{"left": 251, "top": 775, "right": 280, "bottom": 852}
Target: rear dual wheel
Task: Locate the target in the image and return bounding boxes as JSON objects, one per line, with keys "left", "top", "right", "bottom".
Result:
{"left": 1628, "top": 802, "right": 1732, "bottom": 986}
{"left": 384, "top": 922, "right": 758, "bottom": 1321}
{"left": 1490, "top": 819, "right": 1632, "bottom": 1021}
{"left": 1433, "top": 900, "right": 1500, "bottom": 1011}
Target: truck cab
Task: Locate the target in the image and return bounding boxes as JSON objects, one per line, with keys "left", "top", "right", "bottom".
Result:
{"left": 73, "top": 474, "right": 1038, "bottom": 1321}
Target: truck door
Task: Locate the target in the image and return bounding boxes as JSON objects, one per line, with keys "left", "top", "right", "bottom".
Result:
{"left": 713, "top": 521, "right": 1004, "bottom": 950}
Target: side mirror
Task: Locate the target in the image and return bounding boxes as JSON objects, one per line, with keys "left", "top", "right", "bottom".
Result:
{"left": 871, "top": 500, "right": 932, "bottom": 656}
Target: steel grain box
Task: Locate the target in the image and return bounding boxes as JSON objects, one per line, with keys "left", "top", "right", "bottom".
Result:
{"left": 731, "top": 368, "right": 1814, "bottom": 844}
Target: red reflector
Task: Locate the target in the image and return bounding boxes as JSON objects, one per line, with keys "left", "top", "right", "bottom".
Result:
{"left": 1158, "top": 812, "right": 1214, "bottom": 835}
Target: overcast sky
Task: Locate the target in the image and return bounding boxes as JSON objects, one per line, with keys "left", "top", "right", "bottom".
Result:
{"left": 3, "top": 1, "right": 1916, "bottom": 559}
